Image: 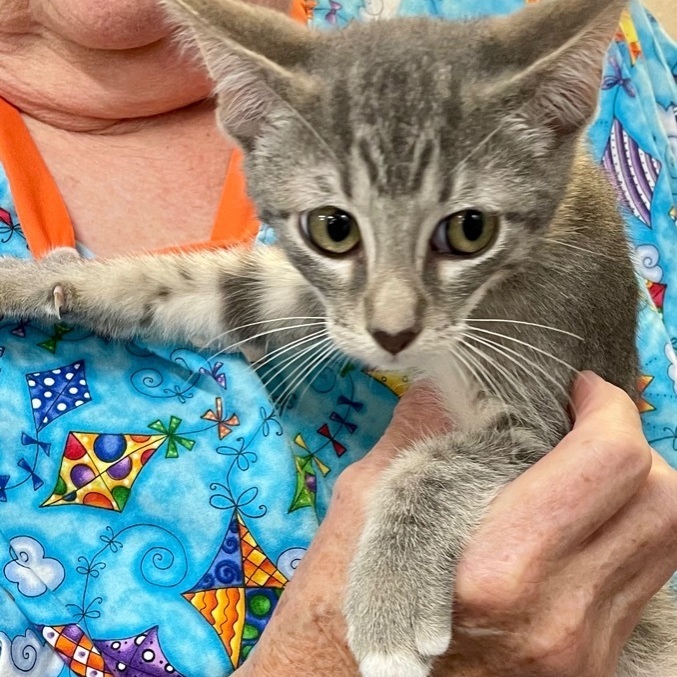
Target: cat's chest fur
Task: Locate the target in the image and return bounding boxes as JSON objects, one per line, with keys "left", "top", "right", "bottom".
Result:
{"left": 420, "top": 358, "right": 503, "bottom": 434}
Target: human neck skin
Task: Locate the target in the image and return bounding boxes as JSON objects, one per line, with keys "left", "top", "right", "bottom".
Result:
{"left": 0, "top": 0, "right": 289, "bottom": 256}
{"left": 0, "top": 0, "right": 217, "bottom": 132}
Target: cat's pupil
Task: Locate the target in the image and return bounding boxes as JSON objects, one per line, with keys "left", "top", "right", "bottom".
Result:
{"left": 462, "top": 210, "right": 485, "bottom": 242}
{"left": 327, "top": 211, "right": 352, "bottom": 242}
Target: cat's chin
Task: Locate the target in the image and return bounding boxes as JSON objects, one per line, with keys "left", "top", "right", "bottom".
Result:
{"left": 362, "top": 355, "right": 423, "bottom": 377}
{"left": 344, "top": 348, "right": 427, "bottom": 375}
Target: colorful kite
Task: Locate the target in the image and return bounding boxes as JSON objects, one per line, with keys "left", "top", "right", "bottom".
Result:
{"left": 182, "top": 512, "right": 287, "bottom": 668}
{"left": 97, "top": 626, "right": 184, "bottom": 677}
{"left": 362, "top": 368, "right": 410, "bottom": 396}
{"left": 40, "top": 624, "right": 112, "bottom": 677}
{"left": 637, "top": 374, "right": 656, "bottom": 414}
{"left": 42, "top": 431, "right": 166, "bottom": 511}
{"left": 290, "top": 455, "right": 318, "bottom": 512}
{"left": 602, "top": 117, "right": 662, "bottom": 228}
{"left": 26, "top": 360, "right": 91, "bottom": 431}
{"left": 615, "top": 9, "right": 642, "bottom": 64}
{"left": 289, "top": 433, "right": 331, "bottom": 512}
{"left": 646, "top": 279, "right": 667, "bottom": 314}
{"left": 40, "top": 624, "right": 184, "bottom": 677}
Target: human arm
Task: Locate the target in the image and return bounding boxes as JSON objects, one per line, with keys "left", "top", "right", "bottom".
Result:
{"left": 237, "top": 373, "right": 677, "bottom": 676}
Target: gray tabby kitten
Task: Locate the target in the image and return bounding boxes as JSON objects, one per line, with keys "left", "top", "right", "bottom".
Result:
{"left": 0, "top": 0, "right": 675, "bottom": 674}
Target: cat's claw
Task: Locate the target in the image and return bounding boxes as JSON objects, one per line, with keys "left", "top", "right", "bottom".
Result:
{"left": 359, "top": 652, "right": 429, "bottom": 677}
{"left": 53, "top": 285, "right": 65, "bottom": 319}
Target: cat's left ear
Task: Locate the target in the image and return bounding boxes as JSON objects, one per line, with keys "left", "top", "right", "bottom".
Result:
{"left": 487, "top": 0, "right": 625, "bottom": 138}
{"left": 161, "top": 0, "right": 318, "bottom": 147}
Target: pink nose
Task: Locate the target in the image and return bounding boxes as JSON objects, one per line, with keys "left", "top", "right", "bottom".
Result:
{"left": 371, "top": 328, "right": 420, "bottom": 355}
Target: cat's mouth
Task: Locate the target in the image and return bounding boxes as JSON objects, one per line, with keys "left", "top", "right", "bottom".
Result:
{"left": 329, "top": 325, "right": 431, "bottom": 373}
{"left": 327, "top": 315, "right": 465, "bottom": 375}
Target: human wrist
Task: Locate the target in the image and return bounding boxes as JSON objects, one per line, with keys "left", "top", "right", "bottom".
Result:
{"left": 241, "top": 601, "right": 356, "bottom": 676}
{"left": 239, "top": 507, "right": 359, "bottom": 675}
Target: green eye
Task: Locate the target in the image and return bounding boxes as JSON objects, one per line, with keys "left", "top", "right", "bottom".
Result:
{"left": 301, "top": 206, "right": 361, "bottom": 255}
{"left": 431, "top": 209, "right": 499, "bottom": 256}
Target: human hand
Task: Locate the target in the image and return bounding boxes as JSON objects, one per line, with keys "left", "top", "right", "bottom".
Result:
{"left": 434, "top": 372, "right": 677, "bottom": 676}
{"left": 240, "top": 373, "right": 677, "bottom": 676}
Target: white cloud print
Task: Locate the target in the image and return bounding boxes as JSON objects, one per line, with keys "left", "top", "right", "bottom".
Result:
{"left": 665, "top": 341, "right": 677, "bottom": 396}
{"left": 635, "top": 244, "right": 663, "bottom": 283}
{"left": 3, "top": 536, "right": 65, "bottom": 597}
{"left": 0, "top": 630, "right": 63, "bottom": 677}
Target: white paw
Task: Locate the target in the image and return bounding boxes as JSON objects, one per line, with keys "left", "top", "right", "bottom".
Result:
{"left": 360, "top": 652, "right": 429, "bottom": 677}
{"left": 415, "top": 627, "right": 452, "bottom": 658}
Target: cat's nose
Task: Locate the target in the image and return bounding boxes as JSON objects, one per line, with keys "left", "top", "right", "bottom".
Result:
{"left": 371, "top": 328, "right": 420, "bottom": 355}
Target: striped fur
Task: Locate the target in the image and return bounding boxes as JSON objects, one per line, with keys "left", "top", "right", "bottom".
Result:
{"left": 0, "top": 0, "right": 674, "bottom": 674}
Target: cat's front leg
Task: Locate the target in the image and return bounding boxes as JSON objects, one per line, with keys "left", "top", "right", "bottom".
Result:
{"left": 0, "top": 246, "right": 317, "bottom": 348}
{"left": 346, "top": 426, "right": 546, "bottom": 677}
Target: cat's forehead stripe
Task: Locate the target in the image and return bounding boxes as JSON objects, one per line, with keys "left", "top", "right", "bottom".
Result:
{"left": 357, "top": 138, "right": 380, "bottom": 187}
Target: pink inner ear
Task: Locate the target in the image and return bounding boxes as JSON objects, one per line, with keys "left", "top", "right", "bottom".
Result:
{"left": 526, "top": 24, "right": 616, "bottom": 136}
{"left": 535, "top": 60, "right": 603, "bottom": 135}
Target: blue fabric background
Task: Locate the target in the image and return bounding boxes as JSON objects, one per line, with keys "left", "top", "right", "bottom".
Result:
{"left": 0, "top": 1, "right": 675, "bottom": 675}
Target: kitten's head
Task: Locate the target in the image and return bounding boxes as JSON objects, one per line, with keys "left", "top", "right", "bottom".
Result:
{"left": 163, "top": 0, "right": 623, "bottom": 369}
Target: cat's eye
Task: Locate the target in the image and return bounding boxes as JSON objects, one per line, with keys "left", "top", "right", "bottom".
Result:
{"left": 431, "top": 209, "right": 499, "bottom": 256}
{"left": 301, "top": 206, "right": 361, "bottom": 255}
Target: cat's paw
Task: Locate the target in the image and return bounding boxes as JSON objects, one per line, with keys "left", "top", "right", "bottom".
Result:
{"left": 0, "top": 256, "right": 67, "bottom": 321}
{"left": 345, "top": 443, "right": 471, "bottom": 676}
{"left": 359, "top": 652, "right": 429, "bottom": 677}
{"left": 346, "top": 534, "right": 453, "bottom": 677}
{"left": 346, "top": 568, "right": 433, "bottom": 676}
{"left": 413, "top": 624, "right": 453, "bottom": 659}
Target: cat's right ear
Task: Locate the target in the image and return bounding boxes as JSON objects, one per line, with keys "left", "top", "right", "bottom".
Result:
{"left": 161, "top": 0, "right": 318, "bottom": 148}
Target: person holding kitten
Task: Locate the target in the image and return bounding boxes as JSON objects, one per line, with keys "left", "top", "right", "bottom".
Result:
{"left": 0, "top": 0, "right": 675, "bottom": 676}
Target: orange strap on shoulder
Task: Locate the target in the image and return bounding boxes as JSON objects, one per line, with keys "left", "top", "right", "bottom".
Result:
{"left": 0, "top": 0, "right": 314, "bottom": 257}
{"left": 210, "top": 149, "right": 261, "bottom": 246}
{"left": 0, "top": 98, "right": 75, "bottom": 258}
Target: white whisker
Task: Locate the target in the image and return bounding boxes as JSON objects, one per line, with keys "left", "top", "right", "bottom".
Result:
{"left": 464, "top": 326, "right": 579, "bottom": 374}
{"left": 250, "top": 330, "right": 328, "bottom": 370}
{"left": 451, "top": 344, "right": 510, "bottom": 417}
{"left": 544, "top": 239, "right": 617, "bottom": 259}
{"left": 292, "top": 346, "right": 342, "bottom": 407}
{"left": 459, "top": 336, "right": 538, "bottom": 422}
{"left": 204, "top": 321, "right": 326, "bottom": 363}
{"left": 455, "top": 342, "right": 524, "bottom": 444}
{"left": 464, "top": 332, "right": 573, "bottom": 420}
{"left": 272, "top": 341, "right": 336, "bottom": 406}
{"left": 457, "top": 339, "right": 513, "bottom": 415}
{"left": 261, "top": 336, "right": 332, "bottom": 392}
{"left": 465, "top": 319, "right": 583, "bottom": 341}
{"left": 202, "top": 316, "right": 325, "bottom": 348}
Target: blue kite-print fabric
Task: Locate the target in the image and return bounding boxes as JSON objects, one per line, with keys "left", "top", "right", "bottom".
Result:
{"left": 0, "top": 1, "right": 675, "bottom": 675}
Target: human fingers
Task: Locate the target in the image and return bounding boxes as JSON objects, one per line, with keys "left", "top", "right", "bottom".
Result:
{"left": 453, "top": 373, "right": 652, "bottom": 611}
{"left": 580, "top": 450, "right": 677, "bottom": 611}
{"left": 487, "top": 372, "right": 651, "bottom": 556}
